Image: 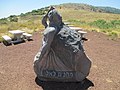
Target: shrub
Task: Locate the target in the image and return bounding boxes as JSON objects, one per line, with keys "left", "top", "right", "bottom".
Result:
{"left": 90, "top": 19, "right": 120, "bottom": 29}
{"left": 0, "top": 18, "right": 9, "bottom": 24}
{"left": 108, "top": 31, "right": 119, "bottom": 39}
{"left": 90, "top": 19, "right": 106, "bottom": 29}
{"left": 110, "top": 20, "right": 120, "bottom": 28}
{"left": 9, "top": 15, "right": 18, "bottom": 22}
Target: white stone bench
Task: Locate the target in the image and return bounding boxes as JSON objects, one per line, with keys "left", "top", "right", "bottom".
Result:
{"left": 69, "top": 26, "right": 83, "bottom": 31}
{"left": 23, "top": 33, "right": 32, "bottom": 40}
{"left": 77, "top": 31, "right": 87, "bottom": 34}
{"left": 2, "top": 35, "right": 12, "bottom": 45}
{"left": 77, "top": 31, "right": 88, "bottom": 43}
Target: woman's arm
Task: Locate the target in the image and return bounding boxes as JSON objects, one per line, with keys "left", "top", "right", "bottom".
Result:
{"left": 38, "top": 27, "right": 56, "bottom": 61}
{"left": 41, "top": 6, "right": 55, "bottom": 28}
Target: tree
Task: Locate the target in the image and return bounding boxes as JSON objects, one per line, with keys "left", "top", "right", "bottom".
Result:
{"left": 9, "top": 15, "right": 18, "bottom": 22}
{"left": 0, "top": 18, "right": 8, "bottom": 24}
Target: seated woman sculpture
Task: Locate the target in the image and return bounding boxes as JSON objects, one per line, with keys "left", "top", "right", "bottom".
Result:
{"left": 34, "top": 6, "right": 94, "bottom": 90}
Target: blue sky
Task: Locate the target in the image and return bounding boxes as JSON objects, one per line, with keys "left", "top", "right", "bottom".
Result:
{"left": 0, "top": 0, "right": 120, "bottom": 18}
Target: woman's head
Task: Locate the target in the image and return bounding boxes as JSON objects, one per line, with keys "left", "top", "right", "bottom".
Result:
{"left": 47, "top": 7, "right": 63, "bottom": 26}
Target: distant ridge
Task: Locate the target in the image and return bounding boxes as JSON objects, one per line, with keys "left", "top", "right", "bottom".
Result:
{"left": 96, "top": 6, "right": 120, "bottom": 14}
{"left": 0, "top": 3, "right": 120, "bottom": 19}
{"left": 55, "top": 3, "right": 120, "bottom": 14}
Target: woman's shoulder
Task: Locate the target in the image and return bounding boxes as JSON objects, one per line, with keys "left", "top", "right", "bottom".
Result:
{"left": 43, "top": 27, "right": 56, "bottom": 35}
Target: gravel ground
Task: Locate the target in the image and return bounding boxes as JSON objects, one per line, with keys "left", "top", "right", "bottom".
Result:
{"left": 0, "top": 31, "right": 120, "bottom": 90}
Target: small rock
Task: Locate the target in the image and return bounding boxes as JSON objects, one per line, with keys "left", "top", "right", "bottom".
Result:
{"left": 106, "top": 78, "right": 113, "bottom": 83}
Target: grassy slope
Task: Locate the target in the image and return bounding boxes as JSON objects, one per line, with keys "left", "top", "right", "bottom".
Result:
{"left": 57, "top": 7, "right": 120, "bottom": 39}
{"left": 0, "top": 5, "right": 120, "bottom": 41}
{"left": 58, "top": 8, "right": 120, "bottom": 21}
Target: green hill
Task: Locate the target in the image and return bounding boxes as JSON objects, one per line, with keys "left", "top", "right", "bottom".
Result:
{"left": 0, "top": 3, "right": 120, "bottom": 41}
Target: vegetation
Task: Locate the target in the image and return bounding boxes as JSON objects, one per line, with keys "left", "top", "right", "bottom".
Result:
{"left": 58, "top": 3, "right": 120, "bottom": 14}
{"left": 89, "top": 20, "right": 120, "bottom": 39}
{"left": 96, "top": 7, "right": 120, "bottom": 14}
{"left": 89, "top": 20, "right": 120, "bottom": 29}
{"left": 0, "top": 3, "right": 120, "bottom": 41}
{"left": 57, "top": 5, "right": 120, "bottom": 39}
{"left": 8, "top": 15, "right": 18, "bottom": 22}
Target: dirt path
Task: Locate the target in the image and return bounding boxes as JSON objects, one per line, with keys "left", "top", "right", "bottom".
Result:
{"left": 84, "top": 31, "right": 120, "bottom": 90}
{"left": 0, "top": 31, "right": 120, "bottom": 90}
